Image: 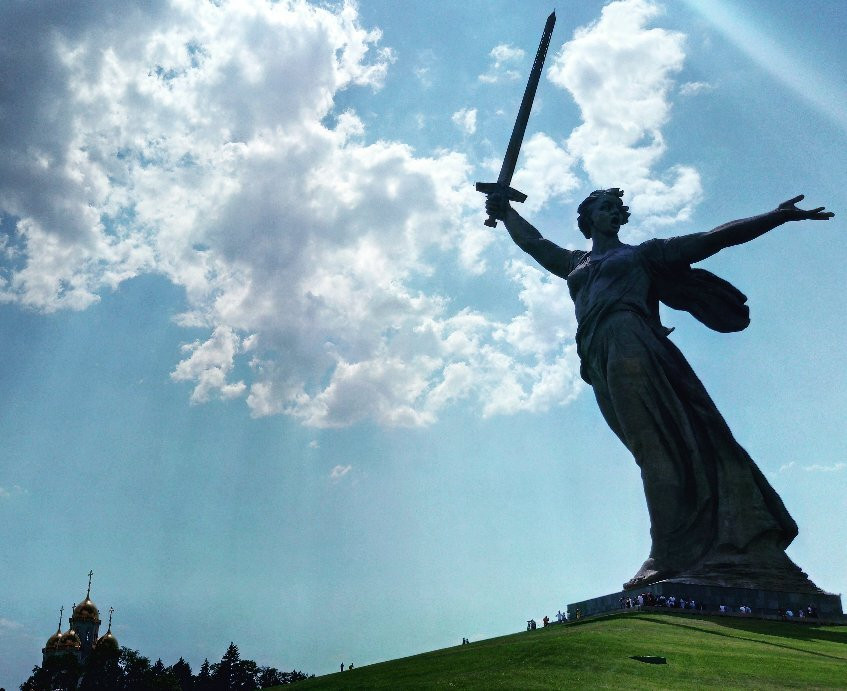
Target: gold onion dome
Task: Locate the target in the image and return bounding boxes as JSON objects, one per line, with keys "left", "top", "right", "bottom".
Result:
{"left": 45, "top": 629, "right": 64, "bottom": 650}
{"left": 60, "top": 629, "right": 82, "bottom": 649}
{"left": 96, "top": 629, "right": 119, "bottom": 652}
{"left": 73, "top": 597, "right": 99, "bottom": 621}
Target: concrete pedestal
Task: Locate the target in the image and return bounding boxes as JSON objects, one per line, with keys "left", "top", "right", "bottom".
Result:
{"left": 567, "top": 581, "right": 844, "bottom": 622}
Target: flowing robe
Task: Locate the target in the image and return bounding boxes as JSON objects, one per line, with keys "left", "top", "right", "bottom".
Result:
{"left": 511, "top": 230, "right": 797, "bottom": 574}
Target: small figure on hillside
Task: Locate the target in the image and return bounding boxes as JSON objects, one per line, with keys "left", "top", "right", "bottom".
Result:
{"left": 340, "top": 663, "right": 344, "bottom": 672}
{"left": 349, "top": 663, "right": 354, "bottom": 670}
{"left": 543, "top": 615, "right": 549, "bottom": 627}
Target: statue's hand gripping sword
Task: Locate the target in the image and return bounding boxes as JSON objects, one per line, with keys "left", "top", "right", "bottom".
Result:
{"left": 476, "top": 11, "right": 556, "bottom": 227}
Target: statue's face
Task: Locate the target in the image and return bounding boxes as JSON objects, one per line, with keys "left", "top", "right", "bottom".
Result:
{"left": 589, "top": 193, "right": 624, "bottom": 238}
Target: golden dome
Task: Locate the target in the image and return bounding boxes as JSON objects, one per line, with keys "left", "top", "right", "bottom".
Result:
{"left": 96, "top": 630, "right": 119, "bottom": 652}
{"left": 60, "top": 629, "right": 82, "bottom": 649}
{"left": 45, "top": 629, "right": 64, "bottom": 650}
{"left": 73, "top": 598, "right": 99, "bottom": 621}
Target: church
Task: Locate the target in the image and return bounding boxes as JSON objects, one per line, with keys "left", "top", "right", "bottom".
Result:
{"left": 42, "top": 571, "right": 119, "bottom": 665}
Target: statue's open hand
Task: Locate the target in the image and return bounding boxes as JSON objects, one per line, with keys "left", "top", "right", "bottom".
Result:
{"left": 778, "top": 195, "right": 835, "bottom": 221}
{"left": 485, "top": 193, "right": 510, "bottom": 221}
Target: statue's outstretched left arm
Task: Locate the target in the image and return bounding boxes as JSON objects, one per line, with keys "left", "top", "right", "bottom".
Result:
{"left": 670, "top": 195, "right": 834, "bottom": 264}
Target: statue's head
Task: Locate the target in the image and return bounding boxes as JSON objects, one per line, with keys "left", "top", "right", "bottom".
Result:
{"left": 577, "top": 188, "right": 630, "bottom": 239}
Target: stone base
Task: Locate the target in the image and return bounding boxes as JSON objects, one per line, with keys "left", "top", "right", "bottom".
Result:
{"left": 567, "top": 580, "right": 844, "bottom": 622}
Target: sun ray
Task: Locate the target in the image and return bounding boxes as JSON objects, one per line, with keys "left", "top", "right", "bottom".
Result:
{"left": 683, "top": 0, "right": 847, "bottom": 133}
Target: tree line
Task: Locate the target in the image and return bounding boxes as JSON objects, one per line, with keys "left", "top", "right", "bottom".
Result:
{"left": 21, "top": 641, "right": 311, "bottom": 690}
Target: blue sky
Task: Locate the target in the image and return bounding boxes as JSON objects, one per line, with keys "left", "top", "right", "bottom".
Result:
{"left": 1, "top": 0, "right": 845, "bottom": 685}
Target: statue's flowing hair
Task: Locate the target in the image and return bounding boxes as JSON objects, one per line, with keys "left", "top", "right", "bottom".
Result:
{"left": 577, "top": 188, "right": 630, "bottom": 239}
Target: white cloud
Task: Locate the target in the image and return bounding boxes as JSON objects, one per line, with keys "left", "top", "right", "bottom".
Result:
{"left": 679, "top": 80, "right": 715, "bottom": 96}
{"left": 452, "top": 107, "right": 478, "bottom": 135}
{"left": 548, "top": 0, "right": 702, "bottom": 232}
{"left": 779, "top": 461, "right": 846, "bottom": 474}
{"left": 330, "top": 464, "right": 352, "bottom": 480}
{"left": 0, "top": 1, "right": 590, "bottom": 428}
{"left": 0, "top": 617, "right": 23, "bottom": 633}
{"left": 479, "top": 43, "right": 525, "bottom": 84}
{"left": 511, "top": 133, "right": 580, "bottom": 214}
{"left": 0, "top": 485, "right": 26, "bottom": 499}
{"left": 3, "top": 1, "right": 711, "bottom": 429}
{"left": 170, "top": 326, "right": 246, "bottom": 404}
{"left": 414, "top": 49, "right": 437, "bottom": 88}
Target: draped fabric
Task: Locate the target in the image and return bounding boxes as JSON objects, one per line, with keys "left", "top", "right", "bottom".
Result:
{"left": 566, "top": 240, "right": 797, "bottom": 573}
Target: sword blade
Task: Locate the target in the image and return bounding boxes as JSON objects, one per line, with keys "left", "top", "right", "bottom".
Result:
{"left": 497, "top": 10, "right": 556, "bottom": 185}
{"left": 476, "top": 11, "right": 556, "bottom": 227}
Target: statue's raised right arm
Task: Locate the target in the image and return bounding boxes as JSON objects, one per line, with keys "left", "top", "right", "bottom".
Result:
{"left": 485, "top": 193, "right": 584, "bottom": 279}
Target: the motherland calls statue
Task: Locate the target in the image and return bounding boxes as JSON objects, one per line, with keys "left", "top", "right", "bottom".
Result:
{"left": 476, "top": 13, "right": 841, "bottom": 596}
{"left": 485, "top": 188, "right": 834, "bottom": 591}
{"left": 476, "top": 10, "right": 836, "bottom": 595}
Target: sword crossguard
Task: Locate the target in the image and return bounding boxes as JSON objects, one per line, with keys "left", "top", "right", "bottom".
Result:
{"left": 475, "top": 182, "right": 528, "bottom": 227}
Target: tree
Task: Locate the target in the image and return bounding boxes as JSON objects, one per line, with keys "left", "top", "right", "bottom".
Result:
{"left": 148, "top": 658, "right": 180, "bottom": 691}
{"left": 20, "top": 654, "right": 81, "bottom": 691}
{"left": 256, "top": 667, "right": 284, "bottom": 688}
{"left": 255, "top": 666, "right": 311, "bottom": 687}
{"left": 168, "top": 657, "right": 193, "bottom": 691}
{"left": 20, "top": 641, "right": 310, "bottom": 690}
{"left": 194, "top": 658, "right": 213, "bottom": 691}
{"left": 78, "top": 644, "right": 122, "bottom": 690}
{"left": 211, "top": 642, "right": 257, "bottom": 691}
{"left": 120, "top": 648, "right": 153, "bottom": 690}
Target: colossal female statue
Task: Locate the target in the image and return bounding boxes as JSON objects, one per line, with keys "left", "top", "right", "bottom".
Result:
{"left": 486, "top": 189, "right": 833, "bottom": 590}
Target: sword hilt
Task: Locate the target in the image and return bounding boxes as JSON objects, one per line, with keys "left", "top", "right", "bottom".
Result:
{"left": 475, "top": 182, "right": 528, "bottom": 228}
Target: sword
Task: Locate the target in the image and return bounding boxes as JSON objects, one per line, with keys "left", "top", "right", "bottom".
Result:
{"left": 476, "top": 11, "right": 556, "bottom": 227}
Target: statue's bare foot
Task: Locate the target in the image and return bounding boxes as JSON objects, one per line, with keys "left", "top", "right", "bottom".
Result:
{"left": 623, "top": 559, "right": 674, "bottom": 590}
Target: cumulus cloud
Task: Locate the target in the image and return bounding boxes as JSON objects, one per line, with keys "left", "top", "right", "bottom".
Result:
{"left": 452, "top": 107, "right": 478, "bottom": 135}
{"left": 0, "top": 0, "right": 588, "bottom": 427}
{"left": 0, "top": 1, "right": 706, "bottom": 429}
{"left": 511, "top": 133, "right": 580, "bottom": 214}
{"left": 548, "top": 0, "right": 702, "bottom": 232}
{"left": 170, "top": 326, "right": 247, "bottom": 404}
{"left": 479, "top": 43, "right": 525, "bottom": 83}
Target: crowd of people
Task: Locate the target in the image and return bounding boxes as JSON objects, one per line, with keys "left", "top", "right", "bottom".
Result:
{"left": 526, "top": 609, "right": 573, "bottom": 631}
{"left": 522, "top": 596, "right": 822, "bottom": 633}
{"left": 620, "top": 592, "right": 701, "bottom": 610}
{"left": 779, "top": 605, "right": 818, "bottom": 620}
{"left": 620, "top": 592, "right": 821, "bottom": 619}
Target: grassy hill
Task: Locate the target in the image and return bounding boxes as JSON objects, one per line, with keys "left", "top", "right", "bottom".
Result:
{"left": 285, "top": 612, "right": 847, "bottom": 689}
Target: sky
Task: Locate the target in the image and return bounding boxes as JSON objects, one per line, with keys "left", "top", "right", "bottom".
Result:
{"left": 1, "top": 0, "right": 845, "bottom": 685}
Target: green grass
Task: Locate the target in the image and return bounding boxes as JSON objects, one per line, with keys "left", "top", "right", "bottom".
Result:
{"left": 285, "top": 612, "right": 847, "bottom": 689}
